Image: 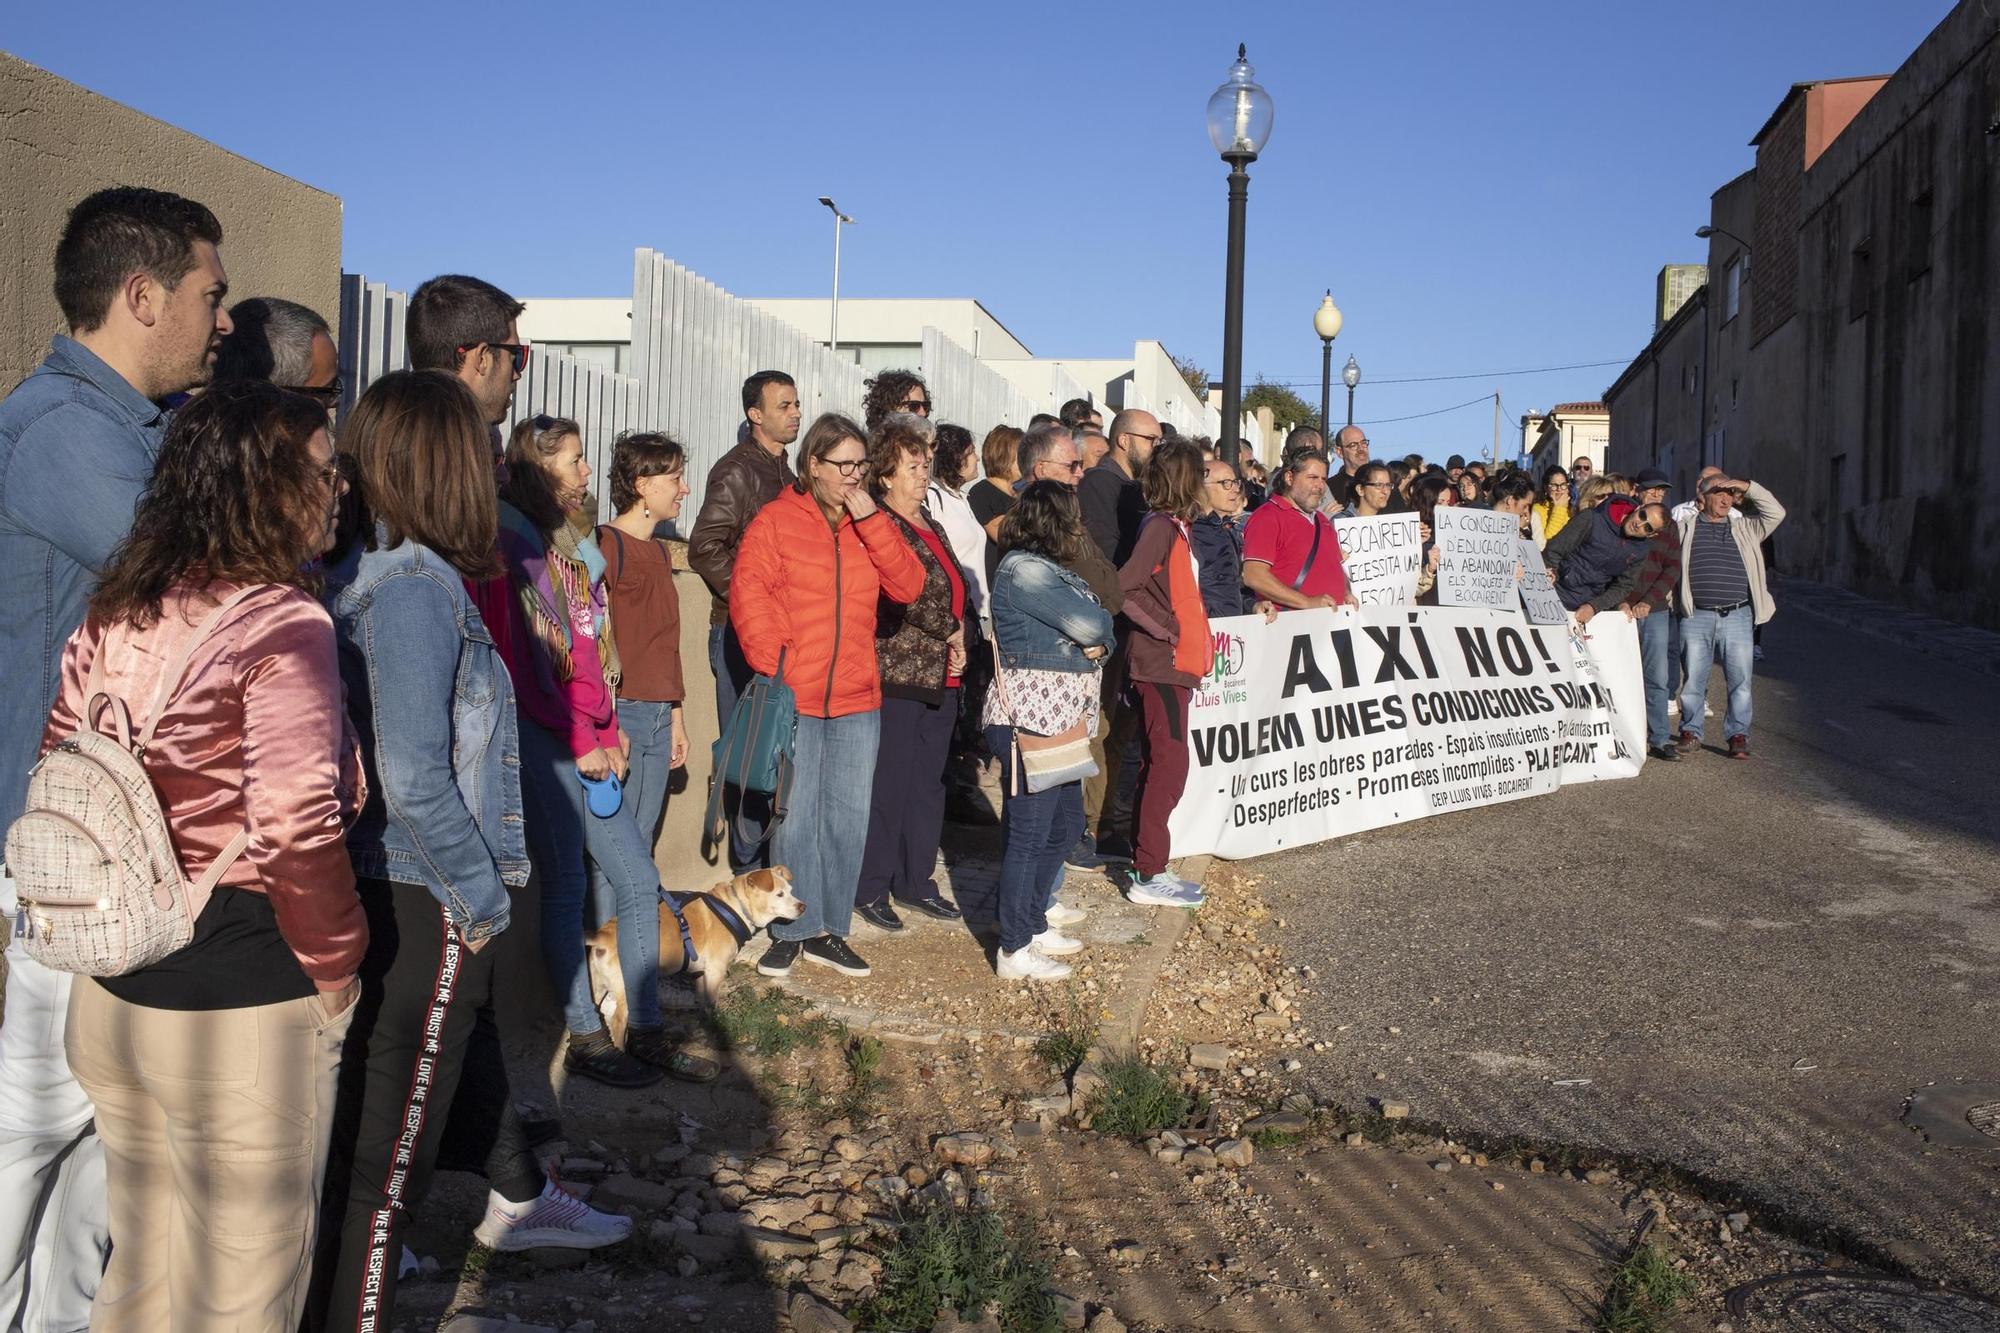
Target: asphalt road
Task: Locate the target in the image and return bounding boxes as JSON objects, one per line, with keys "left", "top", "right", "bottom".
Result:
{"left": 1257, "top": 601, "right": 2000, "bottom": 1296}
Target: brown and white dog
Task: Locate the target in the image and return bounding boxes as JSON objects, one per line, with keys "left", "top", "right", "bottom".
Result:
{"left": 586, "top": 866, "right": 805, "bottom": 1040}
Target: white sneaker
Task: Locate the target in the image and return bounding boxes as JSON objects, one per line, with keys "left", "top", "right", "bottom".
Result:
{"left": 1032, "top": 929, "right": 1083, "bottom": 956}
{"left": 1045, "top": 901, "right": 1086, "bottom": 927}
{"left": 997, "top": 946, "right": 1073, "bottom": 982}
{"left": 1127, "top": 873, "right": 1204, "bottom": 908}
{"left": 472, "top": 1178, "right": 633, "bottom": 1252}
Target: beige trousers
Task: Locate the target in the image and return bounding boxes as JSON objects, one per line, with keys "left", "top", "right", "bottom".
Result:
{"left": 65, "top": 980, "right": 352, "bottom": 1332}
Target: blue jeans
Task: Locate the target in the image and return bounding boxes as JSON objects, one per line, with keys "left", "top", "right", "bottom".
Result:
{"left": 708, "top": 624, "right": 770, "bottom": 870}
{"left": 613, "top": 698, "right": 676, "bottom": 847}
{"left": 986, "top": 726, "right": 1086, "bottom": 954}
{"left": 1677, "top": 607, "right": 1755, "bottom": 741}
{"left": 1638, "top": 609, "right": 1673, "bottom": 748}
{"left": 519, "top": 720, "right": 663, "bottom": 1034}
{"left": 771, "top": 711, "right": 882, "bottom": 943}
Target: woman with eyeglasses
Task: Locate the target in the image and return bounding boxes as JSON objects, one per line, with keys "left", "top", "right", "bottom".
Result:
{"left": 853, "top": 417, "right": 969, "bottom": 933}
{"left": 47, "top": 383, "right": 364, "bottom": 1331}
{"left": 1533, "top": 466, "right": 1574, "bottom": 547}
{"left": 732, "top": 413, "right": 926, "bottom": 980}
{"left": 499, "top": 417, "right": 705, "bottom": 1088}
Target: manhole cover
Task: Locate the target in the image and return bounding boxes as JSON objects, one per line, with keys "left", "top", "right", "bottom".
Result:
{"left": 1726, "top": 1270, "right": 2000, "bottom": 1330}
{"left": 1904, "top": 1084, "right": 2000, "bottom": 1152}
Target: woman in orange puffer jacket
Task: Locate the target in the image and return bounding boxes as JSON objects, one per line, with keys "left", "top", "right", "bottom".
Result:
{"left": 731, "top": 412, "right": 925, "bottom": 980}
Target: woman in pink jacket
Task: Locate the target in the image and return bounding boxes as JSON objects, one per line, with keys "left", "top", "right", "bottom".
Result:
{"left": 45, "top": 382, "right": 366, "bottom": 1330}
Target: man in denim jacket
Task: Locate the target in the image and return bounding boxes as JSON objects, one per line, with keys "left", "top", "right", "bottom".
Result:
{"left": 0, "top": 187, "right": 231, "bottom": 1333}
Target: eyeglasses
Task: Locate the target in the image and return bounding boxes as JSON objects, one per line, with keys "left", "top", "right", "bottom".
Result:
{"left": 311, "top": 461, "right": 344, "bottom": 491}
{"left": 1207, "top": 476, "right": 1243, "bottom": 491}
{"left": 1708, "top": 486, "right": 1745, "bottom": 498}
{"left": 1124, "top": 431, "right": 1163, "bottom": 446}
{"left": 1359, "top": 481, "right": 1393, "bottom": 490}
{"left": 460, "top": 341, "right": 531, "bottom": 374}
{"left": 1550, "top": 481, "right": 1570, "bottom": 490}
{"left": 900, "top": 398, "right": 932, "bottom": 414}
{"left": 283, "top": 379, "right": 343, "bottom": 406}
{"left": 820, "top": 457, "right": 867, "bottom": 476}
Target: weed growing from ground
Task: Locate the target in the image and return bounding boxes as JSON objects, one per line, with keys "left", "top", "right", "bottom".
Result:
{"left": 776, "top": 1035, "right": 887, "bottom": 1120}
{"left": 854, "top": 1202, "right": 1060, "bottom": 1333}
{"left": 1084, "top": 1056, "right": 1203, "bottom": 1139}
{"left": 1249, "top": 1127, "right": 1301, "bottom": 1152}
{"left": 711, "top": 984, "right": 842, "bottom": 1056}
{"left": 1031, "top": 985, "right": 1099, "bottom": 1080}
{"left": 1597, "top": 1240, "right": 1694, "bottom": 1333}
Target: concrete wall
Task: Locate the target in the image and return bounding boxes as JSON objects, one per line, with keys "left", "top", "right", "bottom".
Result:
{"left": 0, "top": 53, "right": 342, "bottom": 394}
{"left": 1605, "top": 290, "right": 1707, "bottom": 490}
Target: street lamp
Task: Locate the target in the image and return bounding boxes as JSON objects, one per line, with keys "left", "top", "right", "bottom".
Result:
{"left": 1341, "top": 354, "right": 1361, "bottom": 427}
{"left": 1208, "top": 44, "right": 1273, "bottom": 467}
{"left": 819, "top": 196, "right": 853, "bottom": 358}
{"left": 1313, "top": 292, "right": 1343, "bottom": 438}
{"left": 1694, "top": 223, "right": 1753, "bottom": 255}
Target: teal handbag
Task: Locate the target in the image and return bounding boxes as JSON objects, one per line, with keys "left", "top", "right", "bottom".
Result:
{"left": 702, "top": 647, "right": 798, "bottom": 861}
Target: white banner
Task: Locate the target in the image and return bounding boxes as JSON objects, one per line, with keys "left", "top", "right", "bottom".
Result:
{"left": 1169, "top": 604, "right": 1645, "bottom": 859}
{"left": 1434, "top": 507, "right": 1525, "bottom": 609}
{"left": 1332, "top": 513, "right": 1422, "bottom": 606}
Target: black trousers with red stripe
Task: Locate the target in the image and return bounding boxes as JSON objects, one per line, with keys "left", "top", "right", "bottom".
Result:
{"left": 305, "top": 879, "right": 538, "bottom": 1333}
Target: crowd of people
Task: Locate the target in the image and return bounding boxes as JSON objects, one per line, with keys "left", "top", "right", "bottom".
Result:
{"left": 0, "top": 185, "right": 1787, "bottom": 1331}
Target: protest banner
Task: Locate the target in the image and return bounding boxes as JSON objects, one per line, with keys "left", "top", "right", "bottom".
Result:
{"left": 1168, "top": 604, "right": 1644, "bottom": 859}
{"left": 1332, "top": 513, "right": 1423, "bottom": 606}
{"left": 1434, "top": 507, "right": 1524, "bottom": 609}
{"left": 1516, "top": 537, "right": 1567, "bottom": 625}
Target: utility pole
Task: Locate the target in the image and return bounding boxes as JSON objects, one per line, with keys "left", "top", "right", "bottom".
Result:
{"left": 1492, "top": 390, "right": 1502, "bottom": 468}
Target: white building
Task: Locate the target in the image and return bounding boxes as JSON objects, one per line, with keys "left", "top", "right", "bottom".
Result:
{"left": 515, "top": 296, "right": 1267, "bottom": 454}
{"left": 1522, "top": 402, "right": 1610, "bottom": 477}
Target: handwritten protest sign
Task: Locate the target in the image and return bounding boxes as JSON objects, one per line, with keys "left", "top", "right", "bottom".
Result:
{"left": 1516, "top": 537, "right": 1567, "bottom": 625}
{"left": 1332, "top": 513, "right": 1422, "bottom": 606}
{"left": 1434, "top": 507, "right": 1525, "bottom": 610}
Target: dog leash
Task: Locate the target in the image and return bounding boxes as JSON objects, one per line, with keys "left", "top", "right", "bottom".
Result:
{"left": 658, "top": 888, "right": 756, "bottom": 969}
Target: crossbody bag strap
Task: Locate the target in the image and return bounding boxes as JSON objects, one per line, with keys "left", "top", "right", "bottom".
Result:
{"left": 1291, "top": 512, "right": 1324, "bottom": 592}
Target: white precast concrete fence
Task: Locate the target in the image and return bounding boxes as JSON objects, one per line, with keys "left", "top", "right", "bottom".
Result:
{"left": 338, "top": 272, "right": 644, "bottom": 521}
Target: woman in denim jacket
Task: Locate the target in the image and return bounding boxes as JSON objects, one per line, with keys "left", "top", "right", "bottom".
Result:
{"left": 983, "top": 482, "right": 1115, "bottom": 982}
{"left": 311, "top": 372, "right": 627, "bottom": 1331}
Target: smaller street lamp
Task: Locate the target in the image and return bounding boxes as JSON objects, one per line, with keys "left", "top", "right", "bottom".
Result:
{"left": 1313, "top": 292, "right": 1343, "bottom": 438}
{"left": 819, "top": 196, "right": 853, "bottom": 357}
{"left": 1341, "top": 354, "right": 1361, "bottom": 428}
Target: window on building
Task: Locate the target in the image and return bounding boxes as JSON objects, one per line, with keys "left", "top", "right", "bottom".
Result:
{"left": 1723, "top": 258, "right": 1743, "bottom": 323}
{"left": 1907, "top": 191, "right": 1934, "bottom": 280}
{"left": 1849, "top": 239, "right": 1873, "bottom": 321}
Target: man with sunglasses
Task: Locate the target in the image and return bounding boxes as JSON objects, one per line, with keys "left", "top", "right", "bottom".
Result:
{"left": 1617, "top": 469, "right": 1687, "bottom": 761}
{"left": 214, "top": 296, "right": 341, "bottom": 410}
{"left": 407, "top": 274, "right": 528, "bottom": 429}
{"left": 1541, "top": 495, "right": 1666, "bottom": 622}
{"left": 1674, "top": 473, "right": 1785, "bottom": 760}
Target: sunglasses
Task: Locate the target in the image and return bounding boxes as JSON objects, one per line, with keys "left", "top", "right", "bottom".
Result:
{"left": 283, "top": 378, "right": 343, "bottom": 406}
{"left": 460, "top": 341, "right": 531, "bottom": 374}
{"left": 900, "top": 398, "right": 932, "bottom": 414}
{"left": 1709, "top": 486, "right": 1745, "bottom": 498}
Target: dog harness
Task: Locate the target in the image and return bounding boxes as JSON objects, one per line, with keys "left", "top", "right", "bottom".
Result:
{"left": 660, "top": 888, "right": 755, "bottom": 969}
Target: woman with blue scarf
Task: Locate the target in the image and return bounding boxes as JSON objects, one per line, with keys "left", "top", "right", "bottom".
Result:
{"left": 499, "top": 416, "right": 717, "bottom": 1088}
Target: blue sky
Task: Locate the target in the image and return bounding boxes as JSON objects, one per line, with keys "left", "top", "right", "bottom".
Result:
{"left": 6, "top": 0, "right": 1948, "bottom": 455}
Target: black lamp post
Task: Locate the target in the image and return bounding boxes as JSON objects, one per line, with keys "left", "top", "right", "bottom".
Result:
{"left": 1313, "top": 292, "right": 1343, "bottom": 438}
{"left": 1342, "top": 354, "right": 1361, "bottom": 427}
{"left": 1209, "top": 45, "right": 1273, "bottom": 466}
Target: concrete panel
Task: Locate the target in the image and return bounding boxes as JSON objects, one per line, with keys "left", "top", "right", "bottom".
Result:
{"left": 0, "top": 53, "right": 341, "bottom": 393}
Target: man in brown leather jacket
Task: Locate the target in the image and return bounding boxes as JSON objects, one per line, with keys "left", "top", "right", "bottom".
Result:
{"left": 688, "top": 369, "right": 800, "bottom": 868}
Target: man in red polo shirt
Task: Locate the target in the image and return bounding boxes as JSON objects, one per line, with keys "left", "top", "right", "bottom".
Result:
{"left": 1241, "top": 449, "right": 1358, "bottom": 610}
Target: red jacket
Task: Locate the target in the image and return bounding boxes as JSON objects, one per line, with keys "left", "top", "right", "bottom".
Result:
{"left": 731, "top": 488, "right": 926, "bottom": 718}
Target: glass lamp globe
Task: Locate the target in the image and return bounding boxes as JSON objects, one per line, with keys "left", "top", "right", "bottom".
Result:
{"left": 1342, "top": 354, "right": 1361, "bottom": 391}
{"left": 1314, "top": 292, "right": 1344, "bottom": 342}
{"left": 1206, "top": 45, "right": 1274, "bottom": 159}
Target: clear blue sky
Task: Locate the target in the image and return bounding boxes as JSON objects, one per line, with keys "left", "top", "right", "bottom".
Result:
{"left": 6, "top": 0, "right": 1949, "bottom": 455}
